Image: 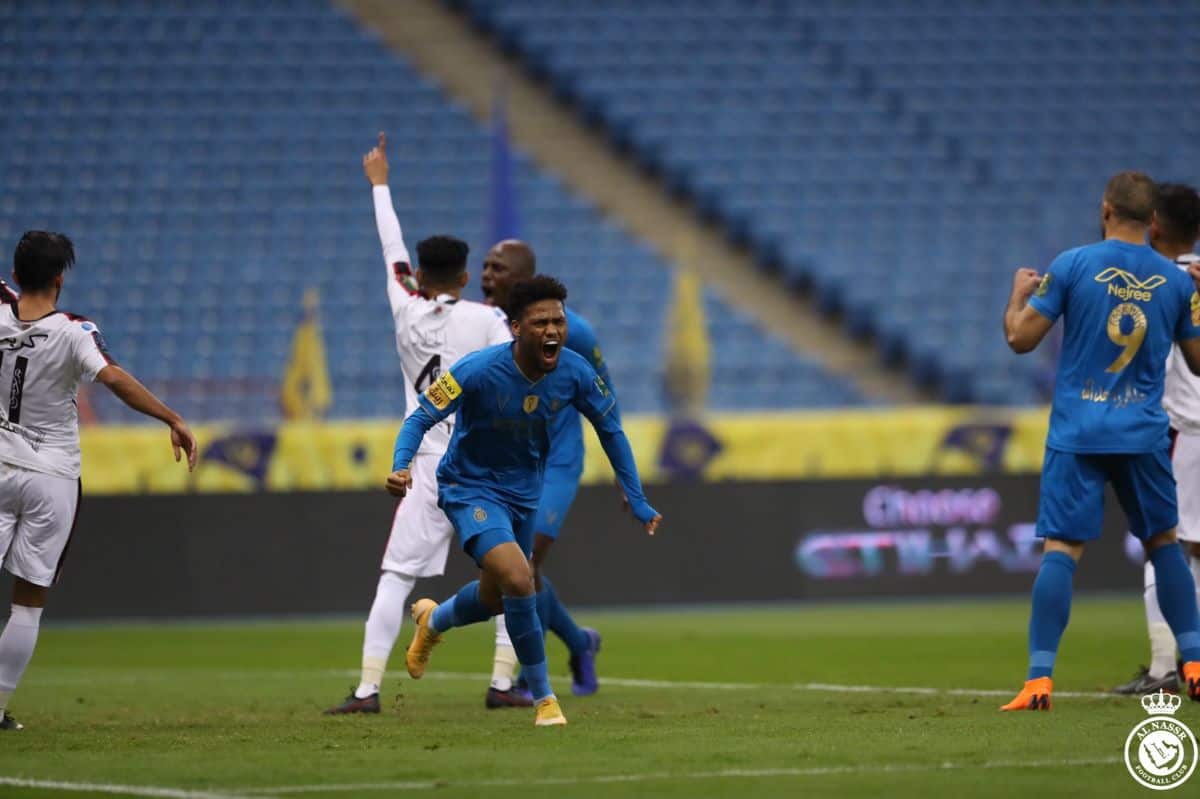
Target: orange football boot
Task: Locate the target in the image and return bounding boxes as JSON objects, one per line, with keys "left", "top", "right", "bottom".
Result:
{"left": 1184, "top": 662, "right": 1200, "bottom": 701}
{"left": 1000, "top": 677, "right": 1053, "bottom": 711}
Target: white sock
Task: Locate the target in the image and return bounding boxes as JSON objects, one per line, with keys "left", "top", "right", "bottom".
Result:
{"left": 1192, "top": 555, "right": 1200, "bottom": 616}
{"left": 491, "top": 614, "right": 518, "bottom": 691}
{"left": 1145, "top": 562, "right": 1177, "bottom": 679}
{"left": 0, "top": 604, "right": 43, "bottom": 714}
{"left": 357, "top": 571, "right": 415, "bottom": 698}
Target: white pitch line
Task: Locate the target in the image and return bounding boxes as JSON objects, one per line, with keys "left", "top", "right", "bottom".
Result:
{"left": 0, "top": 776, "right": 267, "bottom": 799}
{"left": 423, "top": 672, "right": 1124, "bottom": 700}
{"left": 241, "top": 757, "right": 1124, "bottom": 794}
{"left": 27, "top": 668, "right": 1128, "bottom": 701}
{"left": 0, "top": 757, "right": 1128, "bottom": 797}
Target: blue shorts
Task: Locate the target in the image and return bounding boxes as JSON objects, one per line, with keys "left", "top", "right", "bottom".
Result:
{"left": 1037, "top": 447, "right": 1178, "bottom": 542}
{"left": 439, "top": 487, "right": 536, "bottom": 567}
{"left": 533, "top": 465, "right": 582, "bottom": 540}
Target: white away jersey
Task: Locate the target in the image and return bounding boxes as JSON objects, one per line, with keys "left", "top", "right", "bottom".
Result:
{"left": 0, "top": 296, "right": 113, "bottom": 479}
{"left": 374, "top": 185, "right": 511, "bottom": 455}
{"left": 1164, "top": 253, "right": 1200, "bottom": 434}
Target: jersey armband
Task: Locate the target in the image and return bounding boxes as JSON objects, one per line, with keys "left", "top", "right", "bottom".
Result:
{"left": 424, "top": 371, "right": 462, "bottom": 410}
{"left": 394, "top": 262, "right": 419, "bottom": 297}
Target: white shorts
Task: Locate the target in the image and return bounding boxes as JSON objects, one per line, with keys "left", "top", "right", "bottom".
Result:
{"left": 381, "top": 452, "right": 454, "bottom": 578}
{"left": 1173, "top": 430, "right": 1200, "bottom": 543}
{"left": 0, "top": 463, "right": 80, "bottom": 587}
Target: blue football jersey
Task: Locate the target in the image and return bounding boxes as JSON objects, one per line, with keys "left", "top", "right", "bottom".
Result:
{"left": 392, "top": 342, "right": 655, "bottom": 522}
{"left": 1030, "top": 239, "right": 1200, "bottom": 453}
{"left": 549, "top": 307, "right": 616, "bottom": 470}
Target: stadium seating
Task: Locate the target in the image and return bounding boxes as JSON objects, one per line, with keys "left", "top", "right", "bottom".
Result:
{"left": 455, "top": 0, "right": 1200, "bottom": 403}
{"left": 0, "top": 0, "right": 862, "bottom": 423}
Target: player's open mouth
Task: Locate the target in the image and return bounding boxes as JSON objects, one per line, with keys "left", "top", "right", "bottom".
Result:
{"left": 541, "top": 340, "right": 560, "bottom": 359}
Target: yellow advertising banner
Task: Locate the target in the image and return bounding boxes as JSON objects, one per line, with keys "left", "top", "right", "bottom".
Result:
{"left": 79, "top": 407, "right": 1052, "bottom": 495}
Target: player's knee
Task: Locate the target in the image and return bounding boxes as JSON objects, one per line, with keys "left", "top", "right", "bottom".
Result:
{"left": 1043, "top": 538, "right": 1084, "bottom": 561}
{"left": 497, "top": 564, "right": 535, "bottom": 598}
{"left": 11, "top": 578, "right": 47, "bottom": 608}
{"left": 1144, "top": 529, "right": 1180, "bottom": 553}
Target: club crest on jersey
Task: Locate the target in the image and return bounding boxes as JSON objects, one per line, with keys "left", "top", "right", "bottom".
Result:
{"left": 473, "top": 507, "right": 487, "bottom": 523}
{"left": 424, "top": 371, "right": 462, "bottom": 410}
{"left": 1094, "top": 268, "right": 1167, "bottom": 302}
{"left": 523, "top": 395, "right": 539, "bottom": 414}
{"left": 1191, "top": 292, "right": 1200, "bottom": 327}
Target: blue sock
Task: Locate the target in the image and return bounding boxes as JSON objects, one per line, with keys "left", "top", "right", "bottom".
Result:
{"left": 1027, "top": 551, "right": 1077, "bottom": 680}
{"left": 1149, "top": 543, "right": 1200, "bottom": 663}
{"left": 430, "top": 581, "right": 491, "bottom": 634}
{"left": 539, "top": 576, "right": 590, "bottom": 656}
{"left": 502, "top": 594, "right": 552, "bottom": 701}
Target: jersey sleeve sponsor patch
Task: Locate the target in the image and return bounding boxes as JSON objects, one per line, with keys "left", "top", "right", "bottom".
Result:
{"left": 1035, "top": 273, "right": 1052, "bottom": 297}
{"left": 1192, "top": 291, "right": 1200, "bottom": 328}
{"left": 424, "top": 371, "right": 462, "bottom": 410}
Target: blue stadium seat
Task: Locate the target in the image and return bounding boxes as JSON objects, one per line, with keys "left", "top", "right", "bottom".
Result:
{"left": 459, "top": 0, "right": 1200, "bottom": 403}
{"left": 0, "top": 0, "right": 861, "bottom": 422}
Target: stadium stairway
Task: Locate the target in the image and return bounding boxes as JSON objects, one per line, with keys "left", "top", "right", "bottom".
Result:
{"left": 339, "top": 0, "right": 928, "bottom": 404}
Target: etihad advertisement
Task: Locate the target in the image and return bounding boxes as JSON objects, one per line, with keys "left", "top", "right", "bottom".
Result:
{"left": 791, "top": 479, "right": 1138, "bottom": 598}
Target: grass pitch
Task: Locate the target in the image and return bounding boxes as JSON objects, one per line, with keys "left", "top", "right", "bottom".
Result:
{"left": 0, "top": 597, "right": 1188, "bottom": 798}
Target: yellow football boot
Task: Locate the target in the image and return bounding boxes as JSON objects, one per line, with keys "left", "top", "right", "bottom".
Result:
{"left": 534, "top": 696, "right": 568, "bottom": 727}
{"left": 405, "top": 599, "right": 442, "bottom": 679}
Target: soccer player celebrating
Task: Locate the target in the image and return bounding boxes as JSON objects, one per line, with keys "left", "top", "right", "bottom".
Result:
{"left": 1001, "top": 172, "right": 1200, "bottom": 710}
{"left": 388, "top": 276, "right": 661, "bottom": 726}
{"left": 0, "top": 231, "right": 197, "bottom": 730}
{"left": 478, "top": 240, "right": 616, "bottom": 705}
{"left": 324, "top": 134, "right": 512, "bottom": 715}
{"left": 1113, "top": 183, "right": 1200, "bottom": 695}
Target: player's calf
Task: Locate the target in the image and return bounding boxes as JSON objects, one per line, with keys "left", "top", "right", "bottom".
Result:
{"left": 0, "top": 589, "right": 46, "bottom": 728}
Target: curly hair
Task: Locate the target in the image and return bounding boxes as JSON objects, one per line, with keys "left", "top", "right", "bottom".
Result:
{"left": 505, "top": 275, "right": 568, "bottom": 321}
